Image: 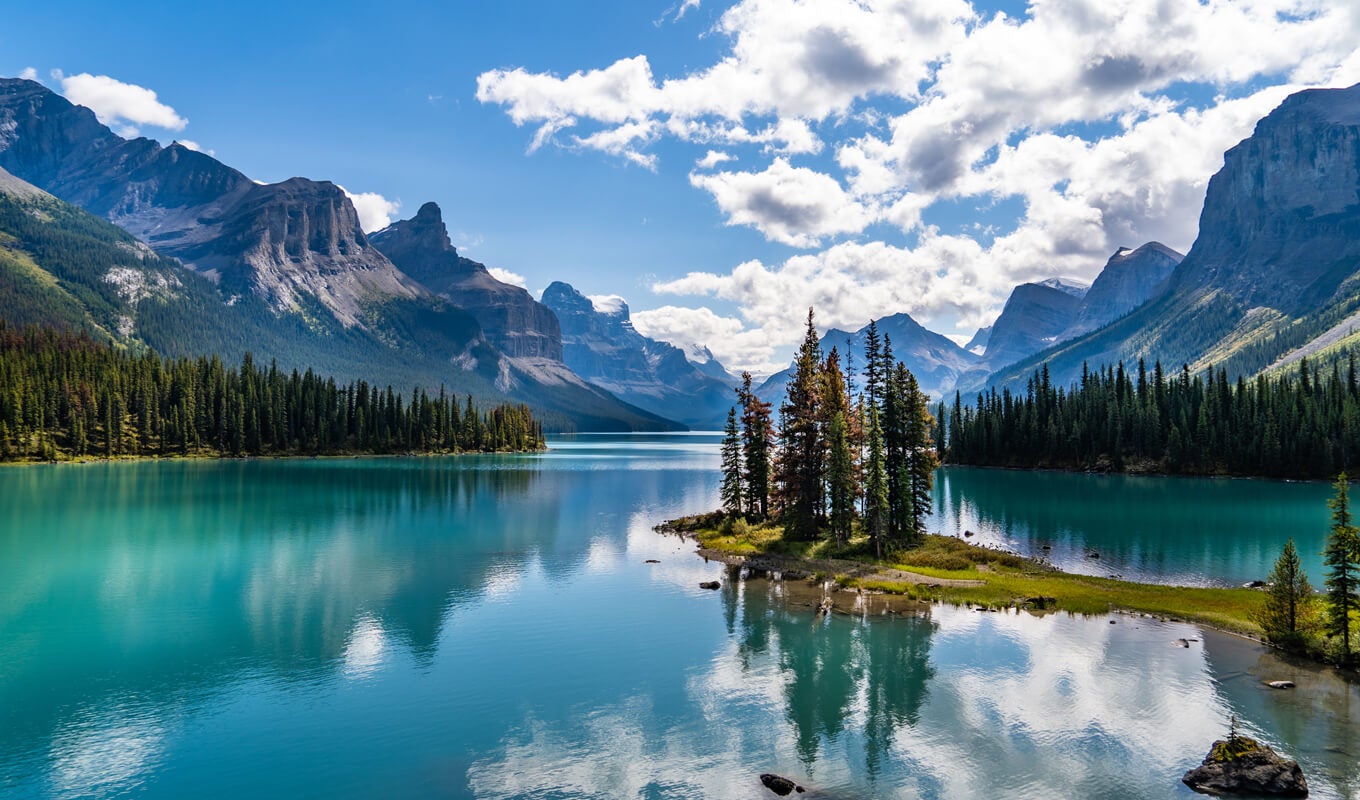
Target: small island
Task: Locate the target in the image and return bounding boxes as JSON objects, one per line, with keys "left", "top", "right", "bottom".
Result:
{"left": 672, "top": 311, "right": 1360, "bottom": 666}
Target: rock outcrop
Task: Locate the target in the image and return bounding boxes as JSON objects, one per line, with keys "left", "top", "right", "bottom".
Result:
{"left": 1182, "top": 737, "right": 1308, "bottom": 797}
{"left": 541, "top": 281, "right": 734, "bottom": 428}
{"left": 371, "top": 202, "right": 562, "bottom": 359}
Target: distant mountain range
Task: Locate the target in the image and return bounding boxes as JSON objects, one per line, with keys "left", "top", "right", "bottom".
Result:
{"left": 541, "top": 282, "right": 737, "bottom": 429}
{"left": 3, "top": 73, "right": 1360, "bottom": 423}
{"left": 0, "top": 77, "right": 683, "bottom": 432}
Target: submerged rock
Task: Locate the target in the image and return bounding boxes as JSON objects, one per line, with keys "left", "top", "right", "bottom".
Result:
{"left": 759, "top": 773, "right": 805, "bottom": 795}
{"left": 699, "top": 581, "right": 721, "bottom": 590}
{"left": 1267, "top": 680, "right": 1296, "bottom": 690}
{"left": 1182, "top": 737, "right": 1308, "bottom": 797}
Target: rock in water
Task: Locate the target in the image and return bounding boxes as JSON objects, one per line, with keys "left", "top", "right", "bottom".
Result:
{"left": 759, "top": 773, "right": 804, "bottom": 796}
{"left": 1182, "top": 737, "right": 1308, "bottom": 797}
{"left": 699, "top": 581, "right": 721, "bottom": 590}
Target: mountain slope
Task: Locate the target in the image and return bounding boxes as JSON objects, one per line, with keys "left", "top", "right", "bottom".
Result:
{"left": 541, "top": 282, "right": 734, "bottom": 428}
{"left": 989, "top": 83, "right": 1360, "bottom": 391}
{"left": 1062, "top": 242, "right": 1182, "bottom": 339}
{"left": 0, "top": 77, "right": 671, "bottom": 431}
{"left": 757, "top": 312, "right": 981, "bottom": 403}
{"left": 981, "top": 280, "right": 1087, "bottom": 370}
{"left": 371, "top": 202, "right": 562, "bottom": 359}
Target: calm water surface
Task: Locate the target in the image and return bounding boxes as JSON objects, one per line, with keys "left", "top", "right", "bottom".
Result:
{"left": 0, "top": 435, "right": 1356, "bottom": 799}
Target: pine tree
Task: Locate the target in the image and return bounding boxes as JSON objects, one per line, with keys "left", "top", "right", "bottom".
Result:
{"left": 720, "top": 407, "right": 744, "bottom": 516}
{"left": 826, "top": 410, "right": 855, "bottom": 547}
{"left": 737, "top": 371, "right": 773, "bottom": 519}
{"left": 865, "top": 407, "right": 889, "bottom": 558}
{"left": 1324, "top": 472, "right": 1360, "bottom": 661}
{"left": 1257, "top": 539, "right": 1314, "bottom": 649}
{"left": 777, "top": 309, "right": 826, "bottom": 540}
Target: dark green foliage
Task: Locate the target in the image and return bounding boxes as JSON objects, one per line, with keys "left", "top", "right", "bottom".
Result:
{"left": 826, "top": 411, "right": 854, "bottom": 547}
{"left": 737, "top": 371, "right": 773, "bottom": 519}
{"left": 720, "top": 407, "right": 744, "bottom": 516}
{"left": 0, "top": 325, "right": 544, "bottom": 461}
{"left": 946, "top": 356, "right": 1360, "bottom": 479}
{"left": 776, "top": 309, "right": 827, "bottom": 540}
{"left": 1324, "top": 473, "right": 1360, "bottom": 660}
{"left": 1257, "top": 539, "right": 1315, "bottom": 649}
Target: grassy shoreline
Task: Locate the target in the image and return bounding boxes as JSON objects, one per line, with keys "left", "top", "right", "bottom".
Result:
{"left": 0, "top": 445, "right": 546, "bottom": 467}
{"left": 660, "top": 511, "right": 1267, "bottom": 637}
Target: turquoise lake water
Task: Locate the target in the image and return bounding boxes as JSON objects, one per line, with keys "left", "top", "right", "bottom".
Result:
{"left": 1, "top": 434, "right": 1356, "bottom": 798}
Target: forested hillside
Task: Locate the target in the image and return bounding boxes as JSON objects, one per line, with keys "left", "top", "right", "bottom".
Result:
{"left": 0, "top": 326, "right": 543, "bottom": 462}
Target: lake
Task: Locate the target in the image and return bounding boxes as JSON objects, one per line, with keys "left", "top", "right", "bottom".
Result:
{"left": 1, "top": 434, "right": 1356, "bottom": 798}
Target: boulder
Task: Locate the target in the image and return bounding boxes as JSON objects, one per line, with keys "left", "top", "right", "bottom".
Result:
{"left": 1267, "top": 680, "right": 1296, "bottom": 690}
{"left": 1182, "top": 737, "right": 1308, "bottom": 797}
{"left": 759, "top": 773, "right": 805, "bottom": 796}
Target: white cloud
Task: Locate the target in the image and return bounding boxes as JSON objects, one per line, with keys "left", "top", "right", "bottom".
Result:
{"left": 479, "top": 0, "right": 1360, "bottom": 373}
{"left": 488, "top": 267, "right": 527, "bottom": 288}
{"left": 175, "top": 139, "right": 215, "bottom": 157}
{"left": 632, "top": 305, "right": 785, "bottom": 376}
{"left": 695, "top": 149, "right": 734, "bottom": 169}
{"left": 58, "top": 73, "right": 187, "bottom": 137}
{"left": 338, "top": 186, "right": 401, "bottom": 233}
{"left": 18, "top": 67, "right": 37, "bottom": 81}
{"left": 690, "top": 158, "right": 874, "bottom": 247}
{"left": 587, "top": 294, "right": 628, "bottom": 315}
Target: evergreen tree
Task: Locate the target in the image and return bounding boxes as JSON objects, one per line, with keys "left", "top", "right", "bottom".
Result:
{"left": 1257, "top": 539, "right": 1315, "bottom": 649}
{"left": 864, "top": 407, "right": 889, "bottom": 558}
{"left": 826, "top": 411, "right": 855, "bottom": 547}
{"left": 737, "top": 371, "right": 773, "bottom": 519}
{"left": 1324, "top": 472, "right": 1360, "bottom": 661}
{"left": 777, "top": 309, "right": 826, "bottom": 540}
{"left": 720, "top": 407, "right": 745, "bottom": 516}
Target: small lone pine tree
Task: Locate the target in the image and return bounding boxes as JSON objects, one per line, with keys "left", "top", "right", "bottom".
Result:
{"left": 1257, "top": 539, "right": 1314, "bottom": 649}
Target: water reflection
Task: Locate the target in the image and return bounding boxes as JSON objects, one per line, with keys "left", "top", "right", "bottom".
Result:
{"left": 933, "top": 467, "right": 1336, "bottom": 586}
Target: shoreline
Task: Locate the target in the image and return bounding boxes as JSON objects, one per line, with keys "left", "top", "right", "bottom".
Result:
{"left": 661, "top": 512, "right": 1360, "bottom": 680}
{"left": 0, "top": 446, "right": 547, "bottom": 468}
{"left": 940, "top": 461, "right": 1336, "bottom": 484}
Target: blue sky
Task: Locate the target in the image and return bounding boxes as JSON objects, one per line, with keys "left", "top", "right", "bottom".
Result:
{"left": 4, "top": 0, "right": 1359, "bottom": 373}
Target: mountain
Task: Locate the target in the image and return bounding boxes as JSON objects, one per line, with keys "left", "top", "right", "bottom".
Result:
{"left": 987, "top": 83, "right": 1360, "bottom": 390}
{"left": 1061, "top": 242, "right": 1182, "bottom": 339}
{"left": 756, "top": 312, "right": 981, "bottom": 403}
{"left": 540, "top": 282, "right": 736, "bottom": 428}
{"left": 0, "top": 77, "right": 672, "bottom": 431}
{"left": 981, "top": 279, "right": 1088, "bottom": 370}
{"left": 964, "top": 325, "right": 991, "bottom": 355}
{"left": 370, "top": 202, "right": 562, "bottom": 359}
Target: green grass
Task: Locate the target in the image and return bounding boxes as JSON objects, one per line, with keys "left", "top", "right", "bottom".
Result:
{"left": 667, "top": 513, "right": 1266, "bottom": 636}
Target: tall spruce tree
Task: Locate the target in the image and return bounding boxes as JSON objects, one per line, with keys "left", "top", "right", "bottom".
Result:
{"left": 1257, "top": 539, "right": 1314, "bottom": 649}
{"left": 1324, "top": 472, "right": 1360, "bottom": 660}
{"left": 865, "top": 406, "right": 889, "bottom": 558}
{"left": 720, "top": 407, "right": 744, "bottom": 516}
{"left": 827, "top": 411, "right": 855, "bottom": 546}
{"left": 777, "top": 309, "right": 826, "bottom": 540}
{"left": 737, "top": 371, "right": 773, "bottom": 519}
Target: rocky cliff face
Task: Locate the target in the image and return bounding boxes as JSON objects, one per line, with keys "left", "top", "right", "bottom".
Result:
{"left": 541, "top": 281, "right": 735, "bottom": 428}
{"left": 758, "top": 312, "right": 981, "bottom": 402}
{"left": 983, "top": 281, "right": 1087, "bottom": 370}
{"left": 0, "top": 77, "right": 417, "bottom": 329}
{"left": 1063, "top": 242, "right": 1182, "bottom": 338}
{"left": 987, "top": 82, "right": 1360, "bottom": 390}
{"left": 370, "top": 202, "right": 562, "bottom": 359}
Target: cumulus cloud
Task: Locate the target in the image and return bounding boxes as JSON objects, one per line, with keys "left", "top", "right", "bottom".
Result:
{"left": 690, "top": 158, "right": 875, "bottom": 246}
{"left": 488, "top": 267, "right": 527, "bottom": 288}
{"left": 175, "top": 139, "right": 215, "bottom": 157}
{"left": 632, "top": 305, "right": 785, "bottom": 376}
{"left": 338, "top": 187, "right": 401, "bottom": 233}
{"left": 587, "top": 294, "right": 628, "bottom": 315}
{"left": 18, "top": 67, "right": 37, "bottom": 81}
{"left": 57, "top": 73, "right": 187, "bottom": 137}
{"left": 479, "top": 0, "right": 1360, "bottom": 373}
